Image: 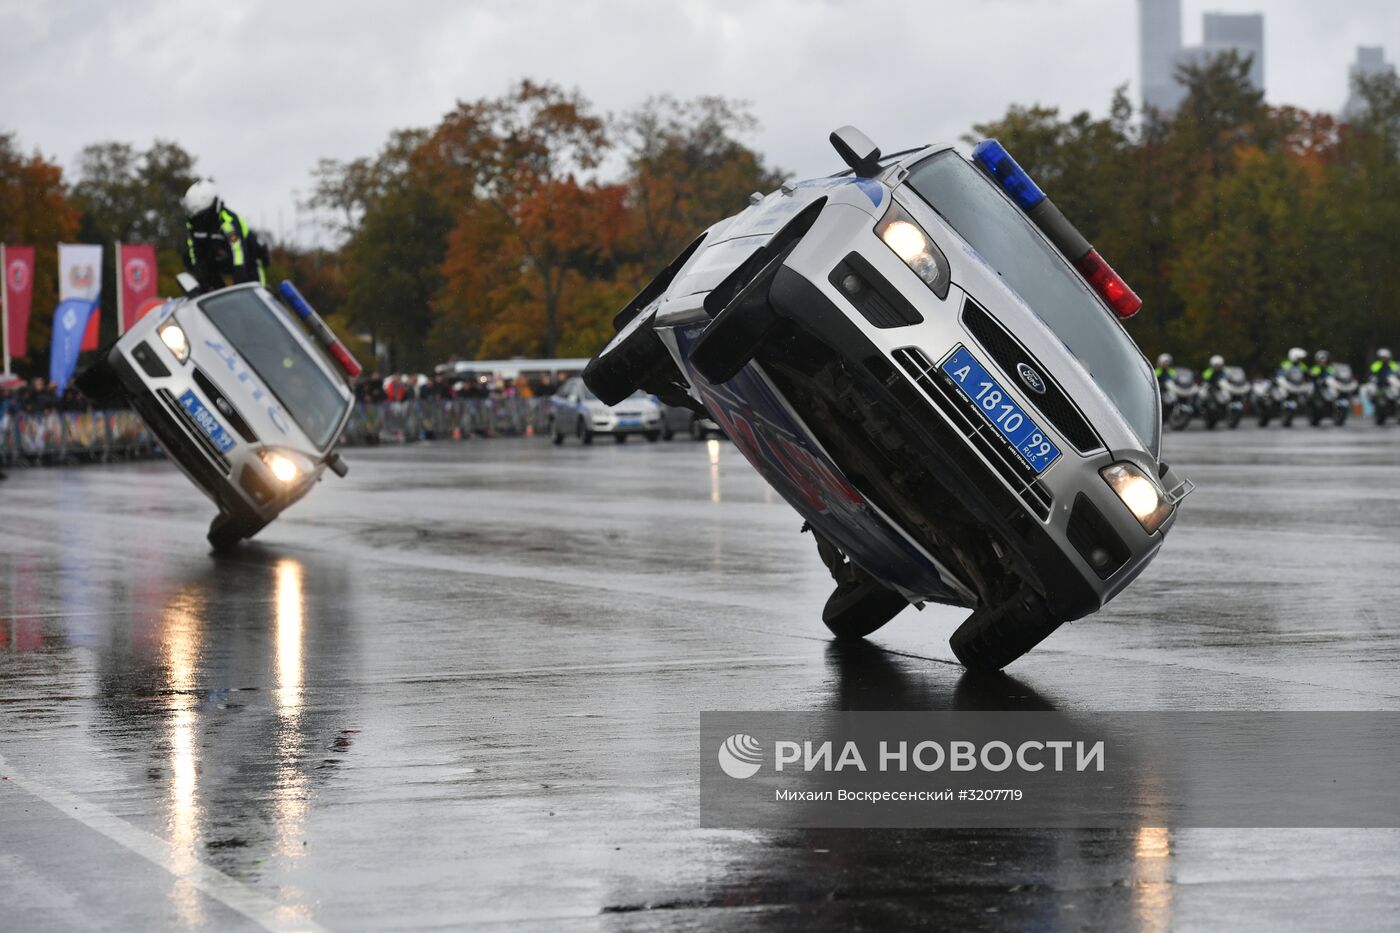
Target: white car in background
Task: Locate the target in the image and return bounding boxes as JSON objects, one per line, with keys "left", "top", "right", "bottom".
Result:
{"left": 80, "top": 278, "right": 359, "bottom": 549}
{"left": 547, "top": 377, "right": 665, "bottom": 444}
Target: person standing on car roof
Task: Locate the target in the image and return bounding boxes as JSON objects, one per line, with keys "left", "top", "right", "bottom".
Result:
{"left": 182, "top": 179, "right": 269, "bottom": 292}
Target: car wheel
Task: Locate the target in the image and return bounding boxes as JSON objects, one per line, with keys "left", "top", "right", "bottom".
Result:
{"left": 822, "top": 576, "right": 909, "bottom": 640}
{"left": 645, "top": 431, "right": 660, "bottom": 442}
{"left": 949, "top": 589, "right": 1063, "bottom": 672}
{"left": 687, "top": 240, "right": 798, "bottom": 385}
{"left": 550, "top": 417, "right": 565, "bottom": 445}
{"left": 578, "top": 418, "right": 593, "bottom": 445}
{"left": 583, "top": 305, "right": 675, "bottom": 405}
{"left": 75, "top": 349, "right": 121, "bottom": 403}
{"left": 662, "top": 423, "right": 674, "bottom": 441}
{"left": 207, "top": 512, "right": 254, "bottom": 552}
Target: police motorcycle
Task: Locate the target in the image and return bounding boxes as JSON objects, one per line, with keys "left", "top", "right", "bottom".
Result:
{"left": 1367, "top": 368, "right": 1399, "bottom": 426}
{"left": 1275, "top": 366, "right": 1311, "bottom": 427}
{"left": 1308, "top": 355, "right": 1354, "bottom": 427}
{"left": 1161, "top": 368, "right": 1199, "bottom": 431}
{"left": 1251, "top": 375, "right": 1281, "bottom": 427}
{"left": 1201, "top": 364, "right": 1248, "bottom": 429}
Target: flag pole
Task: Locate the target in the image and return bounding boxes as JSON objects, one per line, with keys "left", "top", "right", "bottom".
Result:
{"left": 1, "top": 243, "right": 10, "bottom": 375}
{"left": 114, "top": 241, "right": 124, "bottom": 337}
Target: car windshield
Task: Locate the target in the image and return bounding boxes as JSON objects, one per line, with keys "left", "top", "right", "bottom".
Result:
{"left": 198, "top": 289, "right": 349, "bottom": 449}
{"left": 904, "top": 151, "right": 1160, "bottom": 451}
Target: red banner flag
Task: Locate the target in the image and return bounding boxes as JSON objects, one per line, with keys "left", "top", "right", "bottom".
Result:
{"left": 118, "top": 243, "right": 158, "bottom": 333}
{"left": 81, "top": 306, "right": 101, "bottom": 351}
{"left": 3, "top": 244, "right": 35, "bottom": 361}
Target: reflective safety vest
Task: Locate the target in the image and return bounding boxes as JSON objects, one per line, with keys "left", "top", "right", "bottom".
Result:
{"left": 185, "top": 207, "right": 266, "bottom": 286}
{"left": 1372, "top": 360, "right": 1398, "bottom": 374}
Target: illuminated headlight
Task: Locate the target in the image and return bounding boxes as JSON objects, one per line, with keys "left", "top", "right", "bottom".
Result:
{"left": 875, "top": 202, "right": 951, "bottom": 299}
{"left": 259, "top": 449, "right": 313, "bottom": 485}
{"left": 1100, "top": 462, "right": 1171, "bottom": 534}
{"left": 158, "top": 320, "right": 190, "bottom": 362}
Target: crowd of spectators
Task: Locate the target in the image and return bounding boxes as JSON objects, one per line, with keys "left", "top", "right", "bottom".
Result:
{"left": 352, "top": 371, "right": 571, "bottom": 405}
{"left": 0, "top": 377, "right": 107, "bottom": 416}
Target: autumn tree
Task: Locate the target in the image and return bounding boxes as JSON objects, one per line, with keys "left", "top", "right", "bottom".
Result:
{"left": 428, "top": 81, "right": 627, "bottom": 359}
{"left": 0, "top": 132, "right": 80, "bottom": 366}
{"left": 618, "top": 96, "right": 784, "bottom": 278}
{"left": 309, "top": 129, "right": 451, "bottom": 370}
{"left": 71, "top": 139, "right": 200, "bottom": 346}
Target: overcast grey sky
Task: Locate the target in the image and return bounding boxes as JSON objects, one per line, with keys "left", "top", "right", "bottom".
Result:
{"left": 2, "top": 0, "right": 1396, "bottom": 246}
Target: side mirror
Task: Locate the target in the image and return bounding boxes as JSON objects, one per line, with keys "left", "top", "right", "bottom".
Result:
{"left": 176, "top": 272, "right": 201, "bottom": 296}
{"left": 829, "top": 125, "right": 882, "bottom": 178}
{"left": 326, "top": 451, "right": 349, "bottom": 478}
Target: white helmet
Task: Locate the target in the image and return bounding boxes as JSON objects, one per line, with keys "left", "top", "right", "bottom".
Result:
{"left": 182, "top": 179, "right": 219, "bottom": 216}
{"left": 1157, "top": 353, "right": 1173, "bottom": 368}
{"left": 1209, "top": 354, "right": 1225, "bottom": 369}
{"left": 1380, "top": 348, "right": 1393, "bottom": 361}
{"left": 1288, "top": 347, "right": 1306, "bottom": 363}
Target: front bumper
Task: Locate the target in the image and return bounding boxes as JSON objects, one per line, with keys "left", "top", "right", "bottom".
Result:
{"left": 109, "top": 344, "right": 303, "bottom": 526}
{"left": 751, "top": 265, "right": 1166, "bottom": 621}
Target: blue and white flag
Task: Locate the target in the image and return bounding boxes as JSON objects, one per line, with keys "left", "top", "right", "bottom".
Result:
{"left": 49, "top": 244, "right": 102, "bottom": 394}
{"left": 49, "top": 298, "right": 98, "bottom": 393}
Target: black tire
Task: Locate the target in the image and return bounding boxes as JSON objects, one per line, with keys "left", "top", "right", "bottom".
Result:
{"left": 1168, "top": 408, "right": 1191, "bottom": 431}
{"left": 1282, "top": 409, "right": 1295, "bottom": 427}
{"left": 207, "top": 512, "right": 254, "bottom": 552}
{"left": 949, "top": 590, "right": 1063, "bottom": 672}
{"left": 1205, "top": 408, "right": 1219, "bottom": 430}
{"left": 75, "top": 350, "right": 121, "bottom": 402}
{"left": 578, "top": 418, "right": 593, "bottom": 445}
{"left": 1228, "top": 408, "right": 1243, "bottom": 429}
{"left": 1334, "top": 407, "right": 1348, "bottom": 426}
{"left": 645, "top": 431, "right": 660, "bottom": 443}
{"left": 687, "top": 240, "right": 797, "bottom": 385}
{"left": 822, "top": 576, "right": 910, "bottom": 641}
{"left": 1309, "top": 407, "right": 1323, "bottom": 427}
{"left": 662, "top": 423, "right": 674, "bottom": 441}
{"left": 583, "top": 306, "right": 673, "bottom": 405}
{"left": 1257, "top": 409, "right": 1272, "bottom": 427}
{"left": 550, "top": 418, "right": 565, "bottom": 445}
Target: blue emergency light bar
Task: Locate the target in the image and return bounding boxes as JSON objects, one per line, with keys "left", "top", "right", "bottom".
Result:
{"left": 970, "top": 139, "right": 1142, "bottom": 319}
{"left": 277, "top": 280, "right": 363, "bottom": 378}
{"left": 971, "top": 139, "right": 1046, "bottom": 212}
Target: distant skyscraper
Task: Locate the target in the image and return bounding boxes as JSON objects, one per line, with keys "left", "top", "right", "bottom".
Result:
{"left": 1200, "top": 12, "right": 1265, "bottom": 92}
{"left": 1139, "top": 0, "right": 1185, "bottom": 113}
{"left": 1344, "top": 46, "right": 1395, "bottom": 121}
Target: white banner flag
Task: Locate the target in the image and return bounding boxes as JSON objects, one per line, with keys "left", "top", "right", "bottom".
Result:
{"left": 59, "top": 243, "right": 102, "bottom": 303}
{"left": 58, "top": 242, "right": 103, "bottom": 354}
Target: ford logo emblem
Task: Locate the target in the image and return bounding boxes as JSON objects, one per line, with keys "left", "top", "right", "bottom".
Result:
{"left": 1017, "top": 363, "right": 1046, "bottom": 394}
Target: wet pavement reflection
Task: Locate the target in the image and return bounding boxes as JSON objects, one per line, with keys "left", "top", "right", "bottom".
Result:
{"left": 1, "top": 427, "right": 1399, "bottom": 930}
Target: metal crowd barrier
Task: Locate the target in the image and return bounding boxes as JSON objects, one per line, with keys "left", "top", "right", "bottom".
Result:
{"left": 342, "top": 398, "right": 551, "bottom": 445}
{"left": 1, "top": 410, "right": 160, "bottom": 468}
{"left": 0, "top": 399, "right": 551, "bottom": 467}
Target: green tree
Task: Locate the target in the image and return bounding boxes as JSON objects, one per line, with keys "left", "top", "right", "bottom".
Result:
{"left": 71, "top": 139, "right": 199, "bottom": 345}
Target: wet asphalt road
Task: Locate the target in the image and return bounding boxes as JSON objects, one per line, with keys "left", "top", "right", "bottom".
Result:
{"left": 2, "top": 423, "right": 1400, "bottom": 931}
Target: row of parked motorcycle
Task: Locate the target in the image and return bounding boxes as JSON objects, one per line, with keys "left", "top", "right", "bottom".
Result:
{"left": 1157, "top": 350, "right": 1400, "bottom": 430}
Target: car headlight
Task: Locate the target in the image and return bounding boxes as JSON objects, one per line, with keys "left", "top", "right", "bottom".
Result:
{"left": 158, "top": 320, "right": 190, "bottom": 362}
{"left": 1100, "top": 462, "right": 1171, "bottom": 534}
{"left": 259, "top": 449, "right": 314, "bottom": 485}
{"left": 875, "top": 202, "right": 951, "bottom": 299}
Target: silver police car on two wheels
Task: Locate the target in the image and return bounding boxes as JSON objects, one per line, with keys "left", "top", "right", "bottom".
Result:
{"left": 582, "top": 126, "right": 1191, "bottom": 671}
